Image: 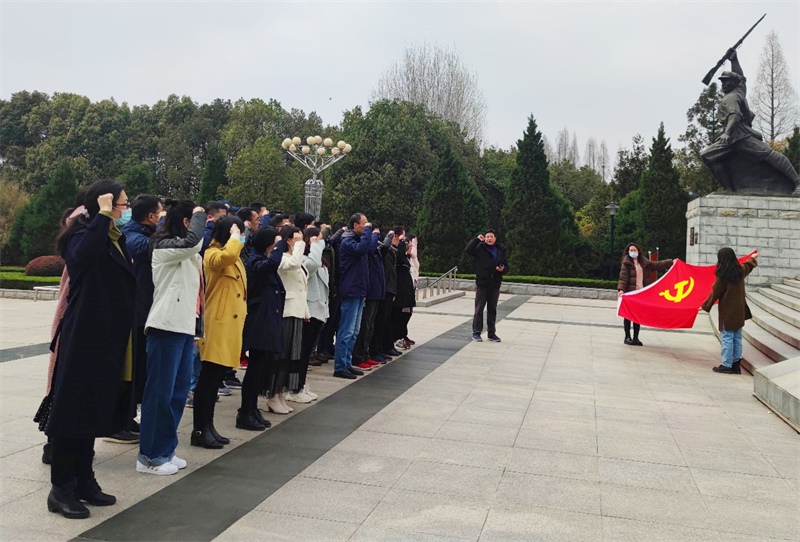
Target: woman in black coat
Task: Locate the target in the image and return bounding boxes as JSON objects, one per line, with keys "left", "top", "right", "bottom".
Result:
{"left": 239, "top": 227, "right": 287, "bottom": 428}
{"left": 47, "top": 180, "right": 136, "bottom": 519}
{"left": 390, "top": 239, "right": 416, "bottom": 347}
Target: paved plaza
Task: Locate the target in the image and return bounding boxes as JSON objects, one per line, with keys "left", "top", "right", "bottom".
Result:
{"left": 1, "top": 293, "right": 799, "bottom": 541}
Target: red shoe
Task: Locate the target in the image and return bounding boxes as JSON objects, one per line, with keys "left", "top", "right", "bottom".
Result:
{"left": 356, "top": 362, "right": 373, "bottom": 370}
{"left": 365, "top": 359, "right": 380, "bottom": 366}
{"left": 239, "top": 359, "right": 248, "bottom": 370}
{"left": 404, "top": 337, "right": 416, "bottom": 345}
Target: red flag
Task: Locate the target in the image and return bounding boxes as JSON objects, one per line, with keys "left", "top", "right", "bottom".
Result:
{"left": 617, "top": 251, "right": 757, "bottom": 329}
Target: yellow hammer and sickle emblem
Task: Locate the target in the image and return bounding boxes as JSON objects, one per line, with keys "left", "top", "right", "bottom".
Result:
{"left": 659, "top": 277, "right": 694, "bottom": 303}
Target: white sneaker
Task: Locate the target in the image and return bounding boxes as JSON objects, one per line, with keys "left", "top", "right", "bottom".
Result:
{"left": 170, "top": 455, "right": 187, "bottom": 469}
{"left": 303, "top": 385, "right": 318, "bottom": 400}
{"left": 286, "top": 391, "right": 313, "bottom": 404}
{"left": 136, "top": 459, "right": 179, "bottom": 476}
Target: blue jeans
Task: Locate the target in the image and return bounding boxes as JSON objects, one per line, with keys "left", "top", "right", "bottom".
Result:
{"left": 190, "top": 343, "right": 201, "bottom": 391}
{"left": 720, "top": 324, "right": 742, "bottom": 368}
{"left": 334, "top": 297, "right": 365, "bottom": 373}
{"left": 138, "top": 330, "right": 194, "bottom": 466}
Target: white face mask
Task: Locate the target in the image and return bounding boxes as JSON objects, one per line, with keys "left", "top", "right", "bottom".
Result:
{"left": 629, "top": 251, "right": 639, "bottom": 259}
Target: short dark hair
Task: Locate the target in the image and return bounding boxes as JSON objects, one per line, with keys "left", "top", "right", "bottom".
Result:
{"left": 294, "top": 212, "right": 315, "bottom": 230}
{"left": 251, "top": 226, "right": 279, "bottom": 254}
{"left": 485, "top": 229, "right": 497, "bottom": 236}
{"left": 280, "top": 225, "right": 301, "bottom": 245}
{"left": 236, "top": 207, "right": 256, "bottom": 222}
{"left": 210, "top": 215, "right": 245, "bottom": 247}
{"left": 332, "top": 221, "right": 346, "bottom": 232}
{"left": 57, "top": 180, "right": 124, "bottom": 257}
{"left": 270, "top": 214, "right": 288, "bottom": 228}
{"left": 131, "top": 194, "right": 162, "bottom": 223}
{"left": 205, "top": 201, "right": 228, "bottom": 214}
{"left": 250, "top": 202, "right": 266, "bottom": 212}
{"left": 348, "top": 213, "right": 364, "bottom": 229}
{"left": 393, "top": 225, "right": 405, "bottom": 236}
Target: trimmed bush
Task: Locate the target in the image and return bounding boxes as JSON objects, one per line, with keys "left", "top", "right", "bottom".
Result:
{"left": 0, "top": 266, "right": 25, "bottom": 272}
{"left": 25, "top": 255, "right": 65, "bottom": 277}
{"left": 420, "top": 272, "right": 617, "bottom": 290}
{"left": 0, "top": 272, "right": 61, "bottom": 290}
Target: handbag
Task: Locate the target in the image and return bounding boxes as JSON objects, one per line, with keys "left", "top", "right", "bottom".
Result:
{"left": 33, "top": 394, "right": 52, "bottom": 432}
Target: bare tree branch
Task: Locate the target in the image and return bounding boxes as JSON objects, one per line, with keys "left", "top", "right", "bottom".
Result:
{"left": 753, "top": 30, "right": 798, "bottom": 143}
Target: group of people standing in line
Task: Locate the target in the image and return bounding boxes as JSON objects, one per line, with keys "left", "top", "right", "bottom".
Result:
{"left": 39, "top": 180, "right": 420, "bottom": 519}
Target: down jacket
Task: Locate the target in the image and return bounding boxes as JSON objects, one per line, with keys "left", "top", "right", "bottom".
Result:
{"left": 617, "top": 257, "right": 674, "bottom": 293}
{"left": 279, "top": 241, "right": 311, "bottom": 320}
{"left": 145, "top": 211, "right": 206, "bottom": 337}
{"left": 304, "top": 240, "right": 329, "bottom": 321}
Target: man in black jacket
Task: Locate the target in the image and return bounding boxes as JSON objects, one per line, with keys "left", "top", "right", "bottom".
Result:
{"left": 465, "top": 230, "right": 508, "bottom": 342}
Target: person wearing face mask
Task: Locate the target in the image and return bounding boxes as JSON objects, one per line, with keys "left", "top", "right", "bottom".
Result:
{"left": 278, "top": 226, "right": 311, "bottom": 404}
{"left": 192, "top": 216, "right": 248, "bottom": 449}
{"left": 46, "top": 181, "right": 136, "bottom": 519}
{"left": 617, "top": 243, "right": 674, "bottom": 346}
{"left": 136, "top": 200, "right": 206, "bottom": 475}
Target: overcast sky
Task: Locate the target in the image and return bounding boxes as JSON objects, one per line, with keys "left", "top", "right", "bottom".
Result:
{"left": 2, "top": 1, "right": 798, "bottom": 161}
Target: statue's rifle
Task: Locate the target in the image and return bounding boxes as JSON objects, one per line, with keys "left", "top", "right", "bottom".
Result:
{"left": 701, "top": 13, "right": 766, "bottom": 85}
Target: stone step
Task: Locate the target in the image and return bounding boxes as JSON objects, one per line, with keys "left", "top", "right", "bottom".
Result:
{"left": 415, "top": 290, "right": 465, "bottom": 308}
{"left": 749, "top": 301, "right": 800, "bottom": 350}
{"left": 747, "top": 291, "right": 800, "bottom": 328}
{"left": 753, "top": 357, "right": 800, "bottom": 433}
{"left": 784, "top": 278, "right": 800, "bottom": 289}
{"left": 760, "top": 287, "right": 800, "bottom": 312}
{"left": 743, "top": 317, "right": 800, "bottom": 363}
{"left": 708, "top": 309, "right": 774, "bottom": 374}
{"left": 773, "top": 283, "right": 800, "bottom": 300}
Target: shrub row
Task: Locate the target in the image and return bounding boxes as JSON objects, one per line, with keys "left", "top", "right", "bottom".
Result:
{"left": 420, "top": 272, "right": 617, "bottom": 290}
{"left": 25, "top": 255, "right": 65, "bottom": 277}
{"left": 0, "top": 272, "right": 61, "bottom": 290}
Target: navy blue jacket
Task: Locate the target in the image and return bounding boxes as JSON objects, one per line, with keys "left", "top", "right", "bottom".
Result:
{"left": 122, "top": 220, "right": 156, "bottom": 327}
{"left": 367, "top": 245, "right": 386, "bottom": 300}
{"left": 242, "top": 241, "right": 287, "bottom": 352}
{"left": 338, "top": 227, "right": 376, "bottom": 299}
{"left": 201, "top": 220, "right": 214, "bottom": 256}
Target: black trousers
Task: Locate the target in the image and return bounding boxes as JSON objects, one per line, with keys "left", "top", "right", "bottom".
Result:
{"left": 624, "top": 319, "right": 641, "bottom": 339}
{"left": 353, "top": 299, "right": 381, "bottom": 363}
{"left": 51, "top": 438, "right": 94, "bottom": 486}
{"left": 193, "top": 361, "right": 227, "bottom": 432}
{"left": 297, "top": 318, "right": 324, "bottom": 391}
{"left": 371, "top": 292, "right": 395, "bottom": 355}
{"left": 473, "top": 286, "right": 500, "bottom": 334}
{"left": 317, "top": 295, "right": 340, "bottom": 355}
{"left": 132, "top": 326, "right": 147, "bottom": 406}
{"left": 390, "top": 307, "right": 413, "bottom": 343}
{"left": 241, "top": 350, "right": 269, "bottom": 413}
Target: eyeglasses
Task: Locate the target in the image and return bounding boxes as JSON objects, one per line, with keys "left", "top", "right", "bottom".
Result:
{"left": 114, "top": 202, "right": 131, "bottom": 209}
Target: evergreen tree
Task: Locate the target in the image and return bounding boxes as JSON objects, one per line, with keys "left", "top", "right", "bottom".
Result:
{"left": 503, "top": 116, "right": 586, "bottom": 277}
{"left": 611, "top": 134, "right": 648, "bottom": 201}
{"left": 783, "top": 126, "right": 800, "bottom": 173}
{"left": 639, "top": 123, "right": 688, "bottom": 260}
{"left": 417, "top": 141, "right": 486, "bottom": 273}
{"left": 20, "top": 162, "right": 77, "bottom": 262}
{"left": 197, "top": 142, "right": 228, "bottom": 204}
{"left": 119, "top": 161, "right": 157, "bottom": 197}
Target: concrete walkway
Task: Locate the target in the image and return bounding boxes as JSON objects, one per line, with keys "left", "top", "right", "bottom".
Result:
{"left": 1, "top": 294, "right": 798, "bottom": 541}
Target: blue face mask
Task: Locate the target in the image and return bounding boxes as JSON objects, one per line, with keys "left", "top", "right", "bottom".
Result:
{"left": 114, "top": 209, "right": 132, "bottom": 227}
{"left": 239, "top": 235, "right": 247, "bottom": 244}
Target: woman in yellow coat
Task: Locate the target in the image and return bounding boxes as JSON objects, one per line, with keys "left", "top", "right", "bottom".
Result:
{"left": 192, "top": 216, "right": 247, "bottom": 449}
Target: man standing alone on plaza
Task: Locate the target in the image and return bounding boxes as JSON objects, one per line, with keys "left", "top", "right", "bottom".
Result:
{"left": 465, "top": 230, "right": 508, "bottom": 342}
{"left": 334, "top": 213, "right": 377, "bottom": 379}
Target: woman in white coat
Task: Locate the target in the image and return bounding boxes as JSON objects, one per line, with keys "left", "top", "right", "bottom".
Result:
{"left": 292, "top": 227, "right": 328, "bottom": 403}
{"left": 277, "top": 226, "right": 310, "bottom": 406}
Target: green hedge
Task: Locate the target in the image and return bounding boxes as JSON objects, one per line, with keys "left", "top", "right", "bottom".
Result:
{"left": 0, "top": 266, "right": 25, "bottom": 272}
{"left": 420, "top": 272, "right": 617, "bottom": 290}
{"left": 0, "top": 272, "right": 61, "bottom": 290}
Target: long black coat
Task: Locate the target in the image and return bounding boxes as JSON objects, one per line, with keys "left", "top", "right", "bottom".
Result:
{"left": 465, "top": 238, "right": 509, "bottom": 289}
{"left": 394, "top": 242, "right": 416, "bottom": 309}
{"left": 46, "top": 213, "right": 136, "bottom": 439}
{"left": 242, "top": 242, "right": 287, "bottom": 353}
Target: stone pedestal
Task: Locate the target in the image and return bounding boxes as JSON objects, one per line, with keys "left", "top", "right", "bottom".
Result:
{"left": 685, "top": 194, "right": 800, "bottom": 287}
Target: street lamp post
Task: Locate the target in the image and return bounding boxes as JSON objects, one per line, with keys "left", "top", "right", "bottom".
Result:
{"left": 605, "top": 202, "right": 619, "bottom": 279}
{"left": 281, "top": 136, "right": 352, "bottom": 219}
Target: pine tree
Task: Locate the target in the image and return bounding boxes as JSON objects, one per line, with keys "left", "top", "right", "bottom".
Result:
{"left": 119, "top": 161, "right": 157, "bottom": 197}
{"left": 639, "top": 123, "right": 688, "bottom": 260}
{"left": 503, "top": 116, "right": 586, "bottom": 277}
{"left": 417, "top": 141, "right": 486, "bottom": 273}
{"left": 197, "top": 142, "right": 228, "bottom": 204}
{"left": 20, "top": 161, "right": 77, "bottom": 262}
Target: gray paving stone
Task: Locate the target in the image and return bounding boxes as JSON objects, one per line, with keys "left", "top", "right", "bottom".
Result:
{"left": 599, "top": 483, "right": 709, "bottom": 529}
{"left": 705, "top": 495, "right": 800, "bottom": 540}
{"left": 670, "top": 428, "right": 757, "bottom": 453}
{"left": 449, "top": 405, "right": 525, "bottom": 428}
{"left": 595, "top": 420, "right": 675, "bottom": 443}
{"left": 597, "top": 437, "right": 685, "bottom": 466}
{"left": 521, "top": 412, "right": 598, "bottom": 436}
{"left": 601, "top": 516, "right": 721, "bottom": 542}
{"left": 690, "top": 467, "right": 799, "bottom": 504}
{"left": 479, "top": 504, "right": 602, "bottom": 542}
{"left": 299, "top": 450, "right": 412, "bottom": 487}
{"left": 0, "top": 475, "right": 48, "bottom": 507}
{"left": 533, "top": 389, "right": 596, "bottom": 406}
{"left": 527, "top": 400, "right": 596, "bottom": 422}
{"left": 333, "top": 430, "right": 431, "bottom": 461}
{"left": 435, "top": 420, "right": 519, "bottom": 447}
{"left": 680, "top": 445, "right": 780, "bottom": 477}
{"left": 598, "top": 457, "right": 698, "bottom": 493}
{"left": 214, "top": 511, "right": 359, "bottom": 542}
{"left": 750, "top": 435, "right": 800, "bottom": 458}
{"left": 763, "top": 453, "right": 800, "bottom": 481}
{"left": 362, "top": 488, "right": 490, "bottom": 541}
{"left": 462, "top": 392, "right": 531, "bottom": 413}
{"left": 349, "top": 525, "right": 475, "bottom": 542}
{"left": 360, "top": 413, "right": 448, "bottom": 438}
{"left": 514, "top": 427, "right": 598, "bottom": 456}
{"left": 495, "top": 471, "right": 601, "bottom": 515}
{"left": 394, "top": 460, "right": 502, "bottom": 502}
{"left": 419, "top": 439, "right": 511, "bottom": 470}
{"left": 595, "top": 406, "right": 667, "bottom": 427}
{"left": 506, "top": 448, "right": 599, "bottom": 482}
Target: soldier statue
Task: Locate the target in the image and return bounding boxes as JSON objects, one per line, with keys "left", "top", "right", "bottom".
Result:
{"left": 700, "top": 50, "right": 800, "bottom": 196}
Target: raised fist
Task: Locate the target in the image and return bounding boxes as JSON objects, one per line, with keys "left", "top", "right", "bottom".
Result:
{"left": 98, "top": 193, "right": 114, "bottom": 213}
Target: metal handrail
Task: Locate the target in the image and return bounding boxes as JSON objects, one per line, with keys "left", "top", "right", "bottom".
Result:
{"left": 417, "top": 266, "right": 458, "bottom": 300}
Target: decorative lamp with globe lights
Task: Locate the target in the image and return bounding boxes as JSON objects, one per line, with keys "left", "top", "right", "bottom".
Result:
{"left": 281, "top": 136, "right": 352, "bottom": 219}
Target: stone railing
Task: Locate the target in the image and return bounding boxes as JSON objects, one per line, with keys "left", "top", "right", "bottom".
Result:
{"left": 416, "top": 277, "right": 617, "bottom": 300}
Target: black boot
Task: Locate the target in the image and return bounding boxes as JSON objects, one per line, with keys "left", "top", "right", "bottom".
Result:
{"left": 47, "top": 482, "right": 90, "bottom": 519}
{"left": 236, "top": 410, "right": 266, "bottom": 431}
{"left": 42, "top": 442, "right": 52, "bottom": 465}
{"left": 207, "top": 423, "right": 230, "bottom": 445}
{"left": 624, "top": 337, "right": 634, "bottom": 345}
{"left": 75, "top": 475, "right": 116, "bottom": 506}
{"left": 732, "top": 360, "right": 742, "bottom": 374}
{"left": 253, "top": 409, "right": 272, "bottom": 428}
{"left": 191, "top": 428, "right": 223, "bottom": 449}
